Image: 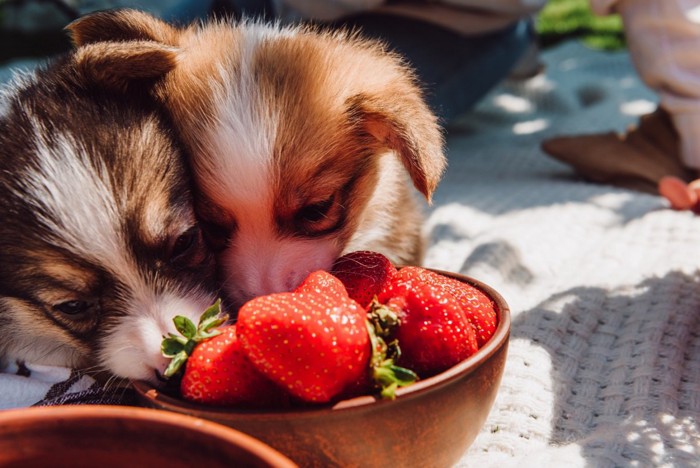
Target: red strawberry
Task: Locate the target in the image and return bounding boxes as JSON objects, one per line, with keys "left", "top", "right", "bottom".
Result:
{"left": 295, "top": 270, "right": 350, "bottom": 301}
{"left": 160, "top": 301, "right": 287, "bottom": 407}
{"left": 378, "top": 276, "right": 479, "bottom": 377}
{"left": 393, "top": 267, "right": 497, "bottom": 347}
{"left": 236, "top": 278, "right": 371, "bottom": 404}
{"left": 297, "top": 271, "right": 417, "bottom": 400}
{"left": 331, "top": 250, "right": 398, "bottom": 308}
{"left": 180, "top": 325, "right": 288, "bottom": 407}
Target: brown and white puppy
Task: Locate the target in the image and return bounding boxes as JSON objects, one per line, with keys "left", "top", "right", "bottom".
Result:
{"left": 0, "top": 45, "right": 218, "bottom": 383}
{"left": 69, "top": 10, "right": 447, "bottom": 305}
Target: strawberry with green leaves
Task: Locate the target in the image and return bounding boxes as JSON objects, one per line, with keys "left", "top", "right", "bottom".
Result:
{"left": 395, "top": 267, "right": 497, "bottom": 347}
{"left": 236, "top": 272, "right": 370, "bottom": 403}
{"left": 236, "top": 271, "right": 415, "bottom": 403}
{"left": 377, "top": 274, "right": 479, "bottom": 377}
{"left": 161, "top": 301, "right": 287, "bottom": 407}
{"left": 179, "top": 325, "right": 289, "bottom": 407}
{"left": 331, "top": 250, "right": 397, "bottom": 308}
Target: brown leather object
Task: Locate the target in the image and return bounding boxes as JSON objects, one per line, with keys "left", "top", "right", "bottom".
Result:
{"left": 541, "top": 108, "right": 695, "bottom": 194}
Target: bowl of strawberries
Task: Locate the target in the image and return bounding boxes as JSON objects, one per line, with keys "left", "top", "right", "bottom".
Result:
{"left": 132, "top": 251, "right": 511, "bottom": 467}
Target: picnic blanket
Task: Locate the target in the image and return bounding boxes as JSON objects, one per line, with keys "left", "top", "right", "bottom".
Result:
{"left": 431, "top": 41, "right": 700, "bottom": 466}
{"left": 1, "top": 40, "right": 698, "bottom": 465}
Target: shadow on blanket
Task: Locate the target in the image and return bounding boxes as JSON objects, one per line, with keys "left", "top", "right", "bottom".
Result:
{"left": 510, "top": 270, "right": 700, "bottom": 464}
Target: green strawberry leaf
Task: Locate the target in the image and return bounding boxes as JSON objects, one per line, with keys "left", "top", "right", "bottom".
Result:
{"left": 374, "top": 362, "right": 418, "bottom": 386}
{"left": 387, "top": 364, "right": 418, "bottom": 385}
{"left": 163, "top": 350, "right": 189, "bottom": 377}
{"left": 173, "top": 315, "right": 197, "bottom": 339}
{"left": 161, "top": 337, "right": 185, "bottom": 357}
{"left": 198, "top": 327, "right": 224, "bottom": 340}
{"left": 160, "top": 300, "right": 228, "bottom": 381}
{"left": 380, "top": 382, "right": 398, "bottom": 400}
{"left": 198, "top": 300, "right": 228, "bottom": 335}
{"left": 199, "top": 299, "right": 222, "bottom": 326}
{"left": 365, "top": 316, "right": 418, "bottom": 400}
{"left": 165, "top": 332, "right": 188, "bottom": 346}
{"left": 199, "top": 315, "right": 227, "bottom": 335}
{"left": 373, "top": 363, "right": 418, "bottom": 399}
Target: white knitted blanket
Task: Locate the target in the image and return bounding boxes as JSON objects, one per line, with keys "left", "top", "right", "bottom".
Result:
{"left": 430, "top": 41, "right": 700, "bottom": 466}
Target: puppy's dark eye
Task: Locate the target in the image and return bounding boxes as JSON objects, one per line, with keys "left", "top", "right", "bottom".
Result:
{"left": 171, "top": 227, "right": 199, "bottom": 259}
{"left": 201, "top": 221, "right": 230, "bottom": 252}
{"left": 54, "top": 300, "right": 90, "bottom": 316}
{"left": 297, "top": 197, "right": 334, "bottom": 223}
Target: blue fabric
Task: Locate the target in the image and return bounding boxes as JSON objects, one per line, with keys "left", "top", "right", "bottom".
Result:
{"left": 332, "top": 14, "right": 535, "bottom": 123}
{"left": 159, "top": 0, "right": 217, "bottom": 24}
{"left": 162, "top": 0, "right": 273, "bottom": 23}
{"left": 158, "top": 0, "right": 534, "bottom": 123}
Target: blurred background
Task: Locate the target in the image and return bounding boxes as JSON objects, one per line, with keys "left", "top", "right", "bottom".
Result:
{"left": 0, "top": 0, "right": 625, "bottom": 85}
{"left": 0, "top": 0, "right": 227, "bottom": 66}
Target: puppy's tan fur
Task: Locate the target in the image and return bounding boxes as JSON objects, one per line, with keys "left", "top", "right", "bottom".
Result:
{"left": 69, "top": 10, "right": 446, "bottom": 303}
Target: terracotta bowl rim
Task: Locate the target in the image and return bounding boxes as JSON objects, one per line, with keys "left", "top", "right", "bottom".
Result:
{"left": 0, "top": 404, "right": 296, "bottom": 467}
{"left": 132, "top": 270, "right": 511, "bottom": 418}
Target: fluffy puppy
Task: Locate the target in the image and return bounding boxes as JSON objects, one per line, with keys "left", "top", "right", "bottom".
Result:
{"left": 69, "top": 10, "right": 447, "bottom": 305}
{"left": 0, "top": 44, "right": 218, "bottom": 383}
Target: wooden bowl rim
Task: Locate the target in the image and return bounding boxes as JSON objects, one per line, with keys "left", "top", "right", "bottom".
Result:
{"left": 0, "top": 405, "right": 296, "bottom": 467}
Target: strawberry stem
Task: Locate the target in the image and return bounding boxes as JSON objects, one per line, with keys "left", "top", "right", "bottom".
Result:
{"left": 365, "top": 302, "right": 418, "bottom": 399}
{"left": 161, "top": 299, "right": 228, "bottom": 378}
{"left": 367, "top": 298, "right": 400, "bottom": 338}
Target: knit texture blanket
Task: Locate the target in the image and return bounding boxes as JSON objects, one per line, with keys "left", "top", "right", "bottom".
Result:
{"left": 1, "top": 40, "right": 698, "bottom": 465}
{"left": 434, "top": 41, "right": 700, "bottom": 466}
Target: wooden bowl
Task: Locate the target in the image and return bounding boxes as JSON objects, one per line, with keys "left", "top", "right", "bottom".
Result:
{"left": 0, "top": 405, "right": 296, "bottom": 467}
{"left": 133, "top": 271, "right": 510, "bottom": 467}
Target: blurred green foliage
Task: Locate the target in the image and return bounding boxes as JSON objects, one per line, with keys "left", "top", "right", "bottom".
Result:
{"left": 536, "top": 0, "right": 626, "bottom": 50}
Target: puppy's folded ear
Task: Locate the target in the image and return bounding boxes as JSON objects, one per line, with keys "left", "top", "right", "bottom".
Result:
{"left": 66, "top": 9, "right": 178, "bottom": 47}
{"left": 67, "top": 10, "right": 181, "bottom": 92}
{"left": 347, "top": 92, "right": 446, "bottom": 203}
{"left": 73, "top": 41, "right": 178, "bottom": 92}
